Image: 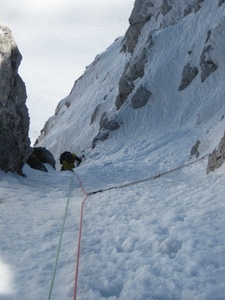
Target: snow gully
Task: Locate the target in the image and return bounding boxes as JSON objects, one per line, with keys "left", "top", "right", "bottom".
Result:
{"left": 72, "top": 154, "right": 208, "bottom": 299}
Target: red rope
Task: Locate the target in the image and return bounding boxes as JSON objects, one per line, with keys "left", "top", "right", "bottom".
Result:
{"left": 73, "top": 172, "right": 89, "bottom": 300}
{"left": 72, "top": 155, "right": 208, "bottom": 299}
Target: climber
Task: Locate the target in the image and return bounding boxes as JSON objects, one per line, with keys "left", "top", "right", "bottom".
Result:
{"left": 60, "top": 151, "right": 82, "bottom": 171}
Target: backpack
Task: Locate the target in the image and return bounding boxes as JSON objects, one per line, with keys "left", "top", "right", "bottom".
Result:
{"left": 60, "top": 151, "right": 72, "bottom": 165}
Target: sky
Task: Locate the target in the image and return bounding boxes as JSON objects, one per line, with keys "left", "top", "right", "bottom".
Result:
{"left": 1, "top": 0, "right": 134, "bottom": 143}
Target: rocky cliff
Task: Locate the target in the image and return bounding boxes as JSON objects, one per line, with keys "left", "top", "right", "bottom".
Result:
{"left": 0, "top": 26, "right": 30, "bottom": 174}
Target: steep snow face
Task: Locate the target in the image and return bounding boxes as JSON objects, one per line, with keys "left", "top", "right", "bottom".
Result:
{"left": 35, "top": 37, "right": 130, "bottom": 156}
{"left": 36, "top": 0, "right": 225, "bottom": 170}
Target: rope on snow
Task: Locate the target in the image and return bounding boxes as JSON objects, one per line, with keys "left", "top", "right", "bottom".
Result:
{"left": 72, "top": 154, "right": 208, "bottom": 299}
{"left": 73, "top": 172, "right": 89, "bottom": 300}
{"left": 87, "top": 154, "right": 209, "bottom": 195}
{"left": 47, "top": 171, "right": 75, "bottom": 300}
{"left": 45, "top": 154, "right": 208, "bottom": 299}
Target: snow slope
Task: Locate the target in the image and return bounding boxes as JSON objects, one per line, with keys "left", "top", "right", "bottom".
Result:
{"left": 1, "top": 0, "right": 225, "bottom": 299}
{"left": 1, "top": 124, "right": 225, "bottom": 299}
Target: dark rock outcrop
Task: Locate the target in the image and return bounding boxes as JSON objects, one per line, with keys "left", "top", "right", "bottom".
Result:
{"left": 200, "top": 45, "right": 218, "bottom": 82}
{"left": 32, "top": 147, "right": 56, "bottom": 169}
{"left": 218, "top": 0, "right": 225, "bottom": 7}
{"left": 115, "top": 64, "right": 135, "bottom": 110}
{"left": 92, "top": 131, "right": 109, "bottom": 149}
{"left": 178, "top": 63, "right": 199, "bottom": 91}
{"left": 26, "top": 153, "right": 48, "bottom": 172}
{"left": 190, "top": 140, "right": 200, "bottom": 158}
{"left": 131, "top": 85, "right": 152, "bottom": 109}
{"left": 125, "top": 0, "right": 154, "bottom": 53}
{"left": 99, "top": 112, "right": 120, "bottom": 131}
{"left": 26, "top": 147, "right": 56, "bottom": 172}
{"left": 0, "top": 26, "right": 31, "bottom": 174}
{"left": 207, "top": 132, "right": 225, "bottom": 174}
{"left": 115, "top": 48, "right": 147, "bottom": 110}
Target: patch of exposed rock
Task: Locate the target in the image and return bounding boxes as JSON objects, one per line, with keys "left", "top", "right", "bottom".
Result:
{"left": 131, "top": 85, "right": 152, "bottom": 109}
{"left": 116, "top": 47, "right": 147, "bottom": 110}
{"left": 178, "top": 26, "right": 220, "bottom": 91}
{"left": 99, "top": 112, "right": 120, "bottom": 131}
{"left": 190, "top": 140, "right": 201, "bottom": 158}
{"left": 125, "top": 0, "right": 154, "bottom": 53}
{"left": 200, "top": 44, "right": 218, "bottom": 82}
{"left": 218, "top": 0, "right": 225, "bottom": 7}
{"left": 207, "top": 132, "right": 225, "bottom": 174}
{"left": 92, "top": 112, "right": 120, "bottom": 149}
{"left": 178, "top": 63, "right": 199, "bottom": 91}
{"left": 92, "top": 131, "right": 109, "bottom": 149}
{"left": 0, "top": 26, "right": 31, "bottom": 174}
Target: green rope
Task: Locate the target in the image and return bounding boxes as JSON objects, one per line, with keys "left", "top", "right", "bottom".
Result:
{"left": 47, "top": 172, "right": 75, "bottom": 300}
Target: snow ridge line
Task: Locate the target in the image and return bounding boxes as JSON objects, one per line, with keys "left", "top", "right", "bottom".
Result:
{"left": 87, "top": 155, "right": 209, "bottom": 195}
{"left": 73, "top": 172, "right": 89, "bottom": 300}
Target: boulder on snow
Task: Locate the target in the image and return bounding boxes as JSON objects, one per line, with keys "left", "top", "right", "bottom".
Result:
{"left": 32, "top": 147, "right": 56, "bottom": 169}
{"left": 26, "top": 153, "right": 48, "bottom": 172}
{"left": 26, "top": 147, "right": 56, "bottom": 172}
{"left": 0, "top": 26, "right": 31, "bottom": 174}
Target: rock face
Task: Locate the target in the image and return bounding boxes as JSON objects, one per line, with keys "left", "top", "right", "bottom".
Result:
{"left": 125, "top": 0, "right": 204, "bottom": 54}
{"left": 0, "top": 26, "right": 30, "bottom": 174}
{"left": 206, "top": 132, "right": 225, "bottom": 174}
